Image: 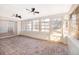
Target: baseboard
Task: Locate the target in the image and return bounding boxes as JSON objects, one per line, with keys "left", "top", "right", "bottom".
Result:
{"left": 0, "top": 35, "right": 17, "bottom": 39}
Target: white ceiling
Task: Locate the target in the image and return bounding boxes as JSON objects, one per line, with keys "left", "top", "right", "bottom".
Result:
{"left": 0, "top": 4, "right": 72, "bottom": 20}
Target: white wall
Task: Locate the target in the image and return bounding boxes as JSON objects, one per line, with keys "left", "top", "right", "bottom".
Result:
{"left": 0, "top": 20, "right": 8, "bottom": 33}
{"left": 68, "top": 34, "right": 79, "bottom": 54}
{"left": 0, "top": 17, "right": 17, "bottom": 34}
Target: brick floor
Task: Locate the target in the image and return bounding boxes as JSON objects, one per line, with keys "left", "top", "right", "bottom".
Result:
{"left": 0, "top": 35, "right": 69, "bottom": 55}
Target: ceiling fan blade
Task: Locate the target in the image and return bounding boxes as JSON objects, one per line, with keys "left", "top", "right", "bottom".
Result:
{"left": 26, "top": 9, "right": 31, "bottom": 11}
{"left": 12, "top": 14, "right": 15, "bottom": 17}
{"left": 31, "top": 8, "right": 35, "bottom": 12}
{"left": 34, "top": 11, "right": 39, "bottom": 14}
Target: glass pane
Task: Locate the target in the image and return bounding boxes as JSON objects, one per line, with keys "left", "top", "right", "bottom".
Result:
{"left": 41, "top": 26, "right": 49, "bottom": 28}
{"left": 71, "top": 14, "right": 78, "bottom": 31}
{"left": 26, "top": 21, "right": 32, "bottom": 31}
{"left": 33, "top": 20, "right": 39, "bottom": 31}
{"left": 41, "top": 18, "right": 50, "bottom": 32}
{"left": 51, "top": 18, "right": 62, "bottom": 30}
{"left": 41, "top": 29, "right": 49, "bottom": 32}
{"left": 41, "top": 18, "right": 50, "bottom": 22}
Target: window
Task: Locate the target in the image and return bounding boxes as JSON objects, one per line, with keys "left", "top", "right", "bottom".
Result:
{"left": 50, "top": 18, "right": 62, "bottom": 41}
{"left": 41, "top": 18, "right": 50, "bottom": 32}
{"left": 71, "top": 14, "right": 78, "bottom": 31}
{"left": 21, "top": 21, "right": 26, "bottom": 32}
{"left": 26, "top": 21, "right": 32, "bottom": 31}
{"left": 51, "top": 18, "right": 62, "bottom": 30}
{"left": 33, "top": 20, "right": 39, "bottom": 32}
{"left": 21, "top": 21, "right": 32, "bottom": 32}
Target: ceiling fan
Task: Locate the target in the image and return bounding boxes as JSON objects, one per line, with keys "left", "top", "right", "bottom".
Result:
{"left": 26, "top": 8, "right": 39, "bottom": 15}
{"left": 12, "top": 14, "right": 22, "bottom": 19}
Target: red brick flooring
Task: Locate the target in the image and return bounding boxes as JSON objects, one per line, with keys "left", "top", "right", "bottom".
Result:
{"left": 0, "top": 35, "right": 69, "bottom": 55}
